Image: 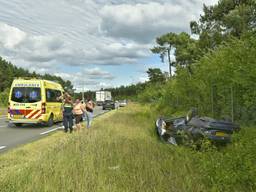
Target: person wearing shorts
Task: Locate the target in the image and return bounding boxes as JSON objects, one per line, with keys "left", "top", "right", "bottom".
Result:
{"left": 73, "top": 99, "right": 84, "bottom": 132}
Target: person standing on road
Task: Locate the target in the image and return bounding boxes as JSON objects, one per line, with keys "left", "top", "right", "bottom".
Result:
{"left": 85, "top": 98, "right": 95, "bottom": 128}
{"left": 73, "top": 99, "right": 84, "bottom": 132}
{"left": 62, "top": 93, "right": 73, "bottom": 133}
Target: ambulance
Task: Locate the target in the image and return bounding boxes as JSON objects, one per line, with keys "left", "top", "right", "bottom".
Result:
{"left": 8, "top": 78, "right": 64, "bottom": 127}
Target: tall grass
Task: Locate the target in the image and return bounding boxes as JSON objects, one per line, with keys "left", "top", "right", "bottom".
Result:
{"left": 0, "top": 104, "right": 255, "bottom": 192}
{"left": 0, "top": 108, "right": 7, "bottom": 116}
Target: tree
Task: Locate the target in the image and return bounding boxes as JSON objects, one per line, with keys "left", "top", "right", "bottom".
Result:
{"left": 190, "top": 0, "right": 256, "bottom": 50}
{"left": 146, "top": 68, "right": 166, "bottom": 84}
{"left": 151, "top": 33, "right": 176, "bottom": 76}
{"left": 151, "top": 32, "right": 198, "bottom": 76}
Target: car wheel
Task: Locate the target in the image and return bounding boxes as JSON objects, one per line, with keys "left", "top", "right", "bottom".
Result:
{"left": 14, "top": 123, "right": 22, "bottom": 127}
{"left": 47, "top": 114, "right": 54, "bottom": 127}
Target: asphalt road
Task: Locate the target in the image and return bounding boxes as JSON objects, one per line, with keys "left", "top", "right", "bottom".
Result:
{"left": 0, "top": 106, "right": 106, "bottom": 153}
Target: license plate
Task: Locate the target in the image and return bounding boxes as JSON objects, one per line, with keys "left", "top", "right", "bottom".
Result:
{"left": 13, "top": 115, "right": 25, "bottom": 119}
{"left": 216, "top": 132, "right": 226, "bottom": 137}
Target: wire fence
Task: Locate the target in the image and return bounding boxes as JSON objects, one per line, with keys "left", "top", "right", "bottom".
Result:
{"left": 170, "top": 82, "right": 256, "bottom": 124}
{"left": 204, "top": 84, "right": 255, "bottom": 123}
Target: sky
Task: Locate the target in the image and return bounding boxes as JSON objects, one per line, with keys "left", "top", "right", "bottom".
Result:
{"left": 0, "top": 0, "right": 218, "bottom": 91}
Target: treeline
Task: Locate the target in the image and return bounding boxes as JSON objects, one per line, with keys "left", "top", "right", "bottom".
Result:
{"left": 103, "top": 68, "right": 168, "bottom": 100}
{"left": 137, "top": 0, "right": 256, "bottom": 124}
{"left": 105, "top": 83, "right": 146, "bottom": 100}
{"left": 0, "top": 57, "right": 73, "bottom": 106}
{"left": 79, "top": 83, "right": 146, "bottom": 101}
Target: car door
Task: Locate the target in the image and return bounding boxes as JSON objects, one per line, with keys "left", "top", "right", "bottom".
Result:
{"left": 10, "top": 87, "right": 42, "bottom": 120}
{"left": 46, "top": 89, "right": 57, "bottom": 121}
{"left": 25, "top": 87, "right": 42, "bottom": 120}
{"left": 54, "top": 90, "right": 63, "bottom": 121}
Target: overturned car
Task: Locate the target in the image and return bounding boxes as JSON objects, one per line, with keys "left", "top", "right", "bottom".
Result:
{"left": 156, "top": 109, "right": 240, "bottom": 146}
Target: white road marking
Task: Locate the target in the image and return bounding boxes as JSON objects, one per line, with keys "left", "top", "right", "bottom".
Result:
{"left": 0, "top": 146, "right": 6, "bottom": 150}
{"left": 40, "top": 111, "right": 105, "bottom": 135}
{"left": 0, "top": 125, "right": 6, "bottom": 128}
{"left": 40, "top": 126, "right": 63, "bottom": 135}
{"left": 0, "top": 116, "right": 7, "bottom": 119}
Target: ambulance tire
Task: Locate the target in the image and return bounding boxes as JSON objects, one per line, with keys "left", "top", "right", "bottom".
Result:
{"left": 47, "top": 114, "right": 54, "bottom": 127}
{"left": 14, "top": 123, "right": 22, "bottom": 127}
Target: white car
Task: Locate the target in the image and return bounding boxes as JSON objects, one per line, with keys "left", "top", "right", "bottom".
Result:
{"left": 119, "top": 100, "right": 127, "bottom": 107}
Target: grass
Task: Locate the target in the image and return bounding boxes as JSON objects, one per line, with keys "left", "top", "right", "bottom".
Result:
{"left": 0, "top": 107, "right": 7, "bottom": 116}
{"left": 0, "top": 103, "right": 255, "bottom": 192}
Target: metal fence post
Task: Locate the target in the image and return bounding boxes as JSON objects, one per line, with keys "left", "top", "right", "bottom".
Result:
{"left": 231, "top": 85, "right": 234, "bottom": 122}
{"left": 211, "top": 83, "right": 214, "bottom": 118}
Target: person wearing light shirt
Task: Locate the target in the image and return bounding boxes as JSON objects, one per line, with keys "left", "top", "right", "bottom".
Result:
{"left": 73, "top": 99, "right": 85, "bottom": 132}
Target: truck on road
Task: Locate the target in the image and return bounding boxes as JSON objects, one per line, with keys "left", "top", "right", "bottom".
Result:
{"left": 96, "top": 91, "right": 112, "bottom": 106}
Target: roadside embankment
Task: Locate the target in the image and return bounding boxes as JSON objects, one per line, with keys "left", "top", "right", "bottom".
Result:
{"left": 0, "top": 107, "right": 6, "bottom": 116}
{"left": 0, "top": 103, "right": 255, "bottom": 192}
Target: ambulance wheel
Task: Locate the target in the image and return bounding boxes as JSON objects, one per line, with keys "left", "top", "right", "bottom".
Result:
{"left": 14, "top": 123, "right": 22, "bottom": 127}
{"left": 47, "top": 114, "right": 54, "bottom": 127}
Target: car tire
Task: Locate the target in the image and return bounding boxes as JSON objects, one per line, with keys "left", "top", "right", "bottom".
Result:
{"left": 14, "top": 123, "right": 22, "bottom": 127}
{"left": 47, "top": 114, "right": 54, "bottom": 127}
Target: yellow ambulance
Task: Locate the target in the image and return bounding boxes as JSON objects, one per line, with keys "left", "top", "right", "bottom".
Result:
{"left": 8, "top": 78, "right": 64, "bottom": 127}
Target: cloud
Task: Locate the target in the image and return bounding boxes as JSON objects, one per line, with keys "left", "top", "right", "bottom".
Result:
{"left": 0, "top": 23, "right": 66, "bottom": 63}
{"left": 138, "top": 75, "right": 149, "bottom": 83}
{"left": 84, "top": 67, "right": 115, "bottom": 80}
{"left": 0, "top": 22, "right": 151, "bottom": 67}
{"left": 0, "top": 22, "right": 27, "bottom": 49}
{"left": 54, "top": 67, "right": 115, "bottom": 91}
{"left": 99, "top": 1, "right": 208, "bottom": 43}
{"left": 0, "top": 0, "right": 219, "bottom": 90}
{"left": 0, "top": 0, "right": 219, "bottom": 68}
{"left": 82, "top": 42, "right": 151, "bottom": 65}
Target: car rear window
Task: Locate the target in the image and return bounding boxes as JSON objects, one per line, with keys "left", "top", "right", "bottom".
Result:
{"left": 11, "top": 87, "right": 41, "bottom": 103}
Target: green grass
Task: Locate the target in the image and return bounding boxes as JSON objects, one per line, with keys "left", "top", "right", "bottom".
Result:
{"left": 0, "top": 107, "right": 7, "bottom": 116}
{"left": 0, "top": 104, "right": 255, "bottom": 192}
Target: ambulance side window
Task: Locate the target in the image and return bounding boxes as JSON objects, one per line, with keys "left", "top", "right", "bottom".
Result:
{"left": 46, "top": 89, "right": 56, "bottom": 102}
{"left": 55, "top": 90, "right": 62, "bottom": 103}
{"left": 46, "top": 89, "right": 62, "bottom": 103}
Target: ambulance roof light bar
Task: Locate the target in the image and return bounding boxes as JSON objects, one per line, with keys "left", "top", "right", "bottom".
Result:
{"left": 14, "top": 77, "right": 42, "bottom": 80}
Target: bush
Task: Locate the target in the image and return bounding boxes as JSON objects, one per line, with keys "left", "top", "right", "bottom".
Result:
{"left": 0, "top": 88, "right": 9, "bottom": 106}
{"left": 140, "top": 34, "right": 256, "bottom": 124}
{"left": 196, "top": 127, "right": 256, "bottom": 192}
